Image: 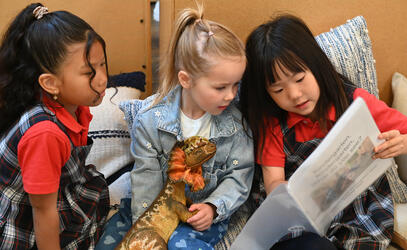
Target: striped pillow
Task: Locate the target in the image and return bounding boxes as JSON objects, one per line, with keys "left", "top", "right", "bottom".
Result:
{"left": 316, "top": 16, "right": 379, "bottom": 98}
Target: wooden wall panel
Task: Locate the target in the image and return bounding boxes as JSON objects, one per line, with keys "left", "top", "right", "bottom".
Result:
{"left": 0, "top": 0, "right": 153, "bottom": 97}
{"left": 160, "top": 0, "right": 407, "bottom": 105}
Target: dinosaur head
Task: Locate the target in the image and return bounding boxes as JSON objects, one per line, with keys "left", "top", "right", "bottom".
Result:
{"left": 167, "top": 136, "right": 216, "bottom": 192}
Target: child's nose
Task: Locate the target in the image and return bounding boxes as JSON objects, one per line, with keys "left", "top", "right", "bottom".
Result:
{"left": 287, "top": 85, "right": 302, "bottom": 100}
{"left": 224, "top": 87, "right": 236, "bottom": 101}
{"left": 97, "top": 71, "right": 108, "bottom": 88}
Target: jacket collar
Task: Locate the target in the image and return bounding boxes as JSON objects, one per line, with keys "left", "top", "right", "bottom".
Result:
{"left": 156, "top": 85, "right": 237, "bottom": 138}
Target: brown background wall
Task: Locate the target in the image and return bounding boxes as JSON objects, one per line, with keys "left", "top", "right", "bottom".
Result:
{"left": 160, "top": 0, "right": 407, "bottom": 105}
{"left": 2, "top": 1, "right": 406, "bottom": 103}
{"left": 0, "top": 0, "right": 153, "bottom": 98}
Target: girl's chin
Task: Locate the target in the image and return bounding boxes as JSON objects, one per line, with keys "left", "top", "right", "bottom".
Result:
{"left": 92, "top": 97, "right": 104, "bottom": 106}
{"left": 304, "top": 110, "right": 318, "bottom": 120}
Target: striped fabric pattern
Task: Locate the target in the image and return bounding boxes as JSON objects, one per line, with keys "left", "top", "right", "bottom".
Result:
{"left": 315, "top": 16, "right": 379, "bottom": 98}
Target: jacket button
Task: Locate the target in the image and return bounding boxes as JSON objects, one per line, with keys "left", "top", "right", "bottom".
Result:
{"left": 142, "top": 202, "right": 148, "bottom": 208}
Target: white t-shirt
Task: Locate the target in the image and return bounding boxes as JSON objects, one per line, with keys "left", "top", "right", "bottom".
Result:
{"left": 180, "top": 110, "right": 212, "bottom": 139}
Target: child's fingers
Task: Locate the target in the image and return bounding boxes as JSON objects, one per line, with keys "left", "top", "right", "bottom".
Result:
{"left": 190, "top": 216, "right": 212, "bottom": 231}
{"left": 189, "top": 216, "right": 205, "bottom": 226}
{"left": 187, "top": 210, "right": 204, "bottom": 223}
{"left": 188, "top": 204, "right": 199, "bottom": 212}
{"left": 374, "top": 142, "right": 404, "bottom": 159}
{"left": 193, "top": 223, "right": 211, "bottom": 231}
{"left": 377, "top": 130, "right": 400, "bottom": 141}
{"left": 375, "top": 132, "right": 403, "bottom": 153}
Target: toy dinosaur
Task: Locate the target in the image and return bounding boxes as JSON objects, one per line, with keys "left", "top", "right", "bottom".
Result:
{"left": 116, "top": 136, "right": 216, "bottom": 250}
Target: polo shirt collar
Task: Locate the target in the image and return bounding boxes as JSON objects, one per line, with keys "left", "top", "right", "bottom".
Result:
{"left": 286, "top": 104, "right": 336, "bottom": 128}
{"left": 42, "top": 95, "right": 92, "bottom": 134}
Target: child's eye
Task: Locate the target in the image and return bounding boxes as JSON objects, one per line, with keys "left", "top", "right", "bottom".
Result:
{"left": 273, "top": 89, "right": 283, "bottom": 94}
{"left": 215, "top": 86, "right": 225, "bottom": 90}
{"left": 296, "top": 76, "right": 305, "bottom": 83}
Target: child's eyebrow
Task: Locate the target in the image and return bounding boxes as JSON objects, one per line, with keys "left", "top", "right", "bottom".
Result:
{"left": 211, "top": 81, "right": 232, "bottom": 86}
{"left": 269, "top": 81, "right": 282, "bottom": 87}
{"left": 79, "top": 59, "right": 105, "bottom": 69}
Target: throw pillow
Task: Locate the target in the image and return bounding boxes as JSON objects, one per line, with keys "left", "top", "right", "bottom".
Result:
{"left": 86, "top": 71, "right": 145, "bottom": 205}
{"left": 392, "top": 72, "right": 407, "bottom": 184}
{"left": 315, "top": 16, "right": 378, "bottom": 97}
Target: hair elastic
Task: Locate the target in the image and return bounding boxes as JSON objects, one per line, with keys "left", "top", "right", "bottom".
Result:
{"left": 33, "top": 6, "right": 49, "bottom": 20}
{"left": 208, "top": 31, "right": 214, "bottom": 37}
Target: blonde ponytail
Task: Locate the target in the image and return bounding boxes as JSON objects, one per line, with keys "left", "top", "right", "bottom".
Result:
{"left": 154, "top": 4, "right": 244, "bottom": 105}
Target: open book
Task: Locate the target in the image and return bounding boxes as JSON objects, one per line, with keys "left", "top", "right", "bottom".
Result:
{"left": 231, "top": 97, "right": 394, "bottom": 250}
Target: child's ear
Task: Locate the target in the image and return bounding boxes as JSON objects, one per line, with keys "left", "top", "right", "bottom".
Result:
{"left": 178, "top": 70, "right": 192, "bottom": 89}
{"left": 38, "top": 73, "right": 60, "bottom": 96}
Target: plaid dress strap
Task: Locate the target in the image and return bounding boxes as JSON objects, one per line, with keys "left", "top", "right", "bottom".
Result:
{"left": 280, "top": 83, "right": 394, "bottom": 249}
{"left": 281, "top": 120, "right": 321, "bottom": 180}
{"left": 0, "top": 105, "right": 109, "bottom": 250}
{"left": 58, "top": 138, "right": 110, "bottom": 250}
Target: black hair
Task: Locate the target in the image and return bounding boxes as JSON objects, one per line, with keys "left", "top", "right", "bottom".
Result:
{"left": 239, "top": 14, "right": 349, "bottom": 162}
{"left": 0, "top": 3, "right": 109, "bottom": 134}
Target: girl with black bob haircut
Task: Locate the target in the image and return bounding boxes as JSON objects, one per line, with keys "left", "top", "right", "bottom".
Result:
{"left": 240, "top": 14, "right": 407, "bottom": 249}
{"left": 0, "top": 3, "right": 110, "bottom": 249}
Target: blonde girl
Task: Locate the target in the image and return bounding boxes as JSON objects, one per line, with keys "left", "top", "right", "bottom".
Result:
{"left": 97, "top": 5, "right": 254, "bottom": 250}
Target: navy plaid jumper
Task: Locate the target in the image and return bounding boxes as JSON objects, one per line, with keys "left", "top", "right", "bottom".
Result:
{"left": 0, "top": 105, "right": 109, "bottom": 249}
{"left": 280, "top": 83, "right": 393, "bottom": 249}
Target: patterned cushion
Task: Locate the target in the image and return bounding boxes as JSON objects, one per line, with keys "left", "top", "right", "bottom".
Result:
{"left": 86, "top": 71, "right": 145, "bottom": 205}
{"left": 315, "top": 16, "right": 379, "bottom": 97}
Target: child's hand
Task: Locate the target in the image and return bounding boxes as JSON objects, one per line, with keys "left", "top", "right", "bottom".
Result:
{"left": 186, "top": 203, "right": 216, "bottom": 231}
{"left": 374, "top": 130, "right": 407, "bottom": 159}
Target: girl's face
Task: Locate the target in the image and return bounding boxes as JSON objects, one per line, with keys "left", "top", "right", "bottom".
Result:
{"left": 180, "top": 56, "right": 246, "bottom": 118}
{"left": 266, "top": 64, "right": 320, "bottom": 120}
{"left": 54, "top": 41, "right": 107, "bottom": 117}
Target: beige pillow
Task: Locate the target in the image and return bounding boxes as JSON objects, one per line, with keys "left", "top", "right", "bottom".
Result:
{"left": 86, "top": 86, "right": 141, "bottom": 205}
{"left": 391, "top": 72, "right": 407, "bottom": 183}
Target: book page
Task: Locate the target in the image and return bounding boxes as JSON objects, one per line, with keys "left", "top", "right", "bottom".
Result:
{"left": 231, "top": 184, "right": 317, "bottom": 250}
{"left": 288, "top": 97, "right": 393, "bottom": 234}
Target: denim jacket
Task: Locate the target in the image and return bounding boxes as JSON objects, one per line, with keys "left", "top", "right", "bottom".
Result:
{"left": 119, "top": 85, "right": 254, "bottom": 223}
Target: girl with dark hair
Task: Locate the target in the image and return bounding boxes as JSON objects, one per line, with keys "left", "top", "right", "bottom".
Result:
{"left": 239, "top": 14, "right": 407, "bottom": 249}
{"left": 0, "top": 3, "right": 109, "bottom": 249}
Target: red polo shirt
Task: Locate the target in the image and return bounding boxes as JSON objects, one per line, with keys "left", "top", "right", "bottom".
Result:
{"left": 18, "top": 96, "right": 92, "bottom": 194}
{"left": 259, "top": 88, "right": 407, "bottom": 167}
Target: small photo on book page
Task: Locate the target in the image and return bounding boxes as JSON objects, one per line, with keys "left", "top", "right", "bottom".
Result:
{"left": 311, "top": 137, "right": 375, "bottom": 211}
